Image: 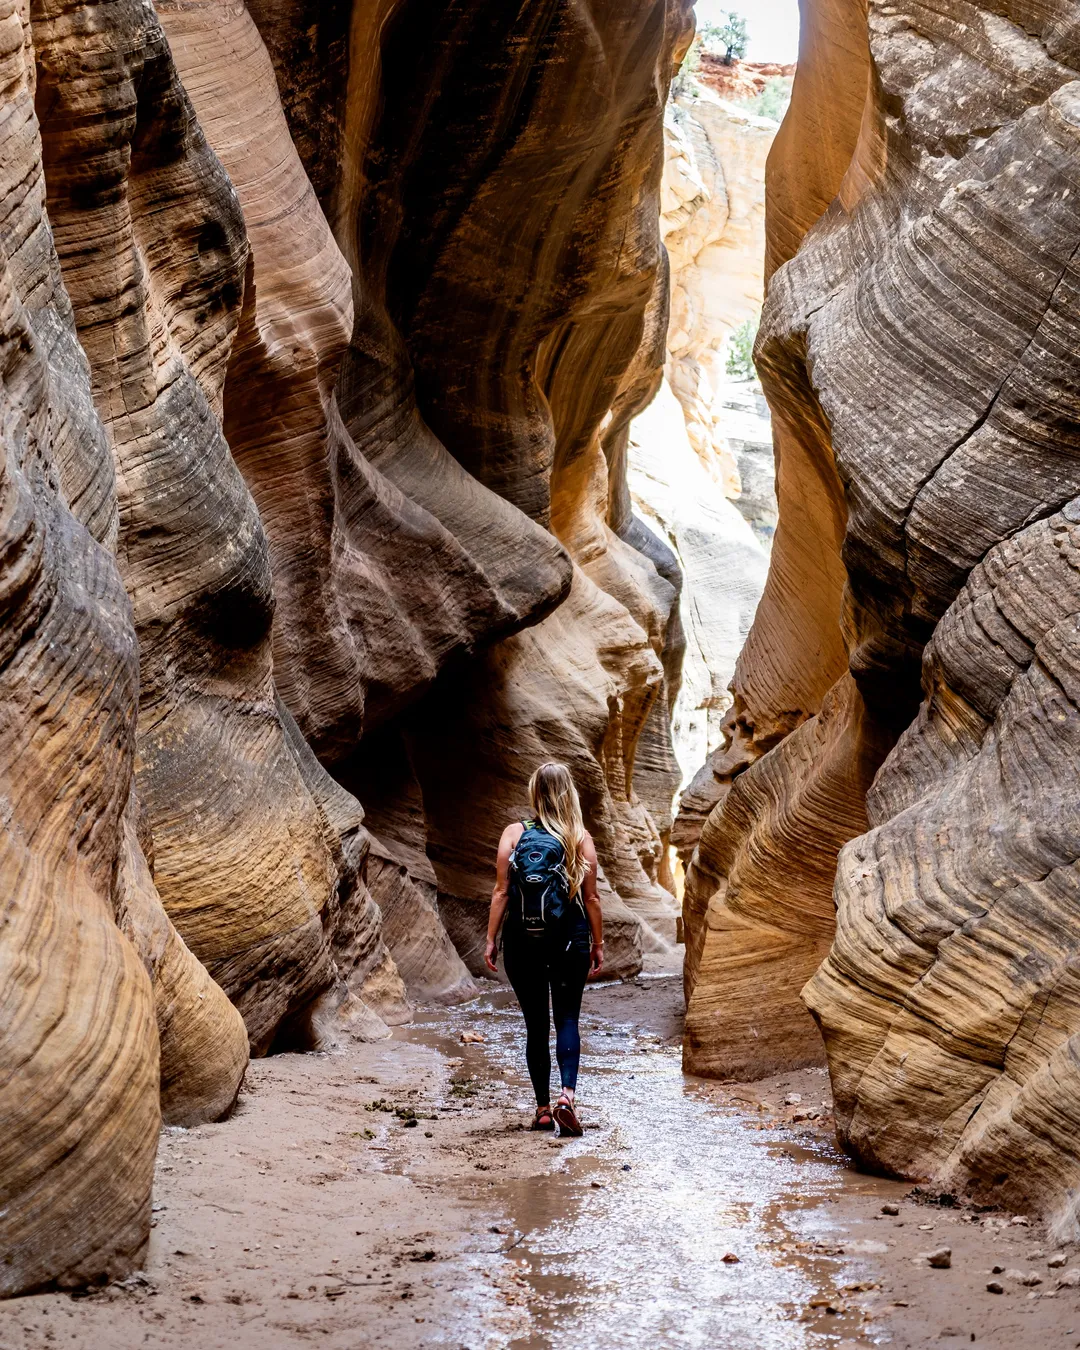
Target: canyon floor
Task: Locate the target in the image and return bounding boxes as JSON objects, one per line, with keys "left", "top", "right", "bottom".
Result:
{"left": 3, "top": 967, "right": 1079, "bottom": 1350}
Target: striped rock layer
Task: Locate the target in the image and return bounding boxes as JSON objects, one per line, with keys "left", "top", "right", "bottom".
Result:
{"left": 0, "top": 0, "right": 690, "bottom": 1293}
{"left": 679, "top": 0, "right": 1080, "bottom": 1227}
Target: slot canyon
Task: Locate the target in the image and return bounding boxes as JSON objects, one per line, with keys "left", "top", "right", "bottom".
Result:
{"left": 2, "top": 0, "right": 1080, "bottom": 1345}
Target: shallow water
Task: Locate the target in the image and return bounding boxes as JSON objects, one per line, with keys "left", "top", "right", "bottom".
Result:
{"left": 401, "top": 978, "right": 893, "bottom": 1350}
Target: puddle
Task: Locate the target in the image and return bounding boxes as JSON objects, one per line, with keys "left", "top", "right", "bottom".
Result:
{"left": 398, "top": 982, "right": 893, "bottom": 1350}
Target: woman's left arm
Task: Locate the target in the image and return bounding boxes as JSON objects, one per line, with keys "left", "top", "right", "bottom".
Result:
{"left": 581, "top": 833, "right": 604, "bottom": 977}
{"left": 484, "top": 824, "right": 518, "bottom": 973}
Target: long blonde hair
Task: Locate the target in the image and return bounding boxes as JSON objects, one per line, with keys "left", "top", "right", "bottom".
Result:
{"left": 528, "top": 763, "right": 588, "bottom": 896}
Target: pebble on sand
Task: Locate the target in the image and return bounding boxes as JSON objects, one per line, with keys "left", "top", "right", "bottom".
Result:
{"left": 925, "top": 1248, "right": 952, "bottom": 1269}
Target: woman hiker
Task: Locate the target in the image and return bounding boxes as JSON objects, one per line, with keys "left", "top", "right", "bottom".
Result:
{"left": 484, "top": 762, "right": 604, "bottom": 1136}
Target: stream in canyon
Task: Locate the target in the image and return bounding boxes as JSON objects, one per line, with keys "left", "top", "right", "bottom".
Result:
{"left": 408, "top": 981, "right": 878, "bottom": 1349}
{"left": 4, "top": 973, "right": 1080, "bottom": 1350}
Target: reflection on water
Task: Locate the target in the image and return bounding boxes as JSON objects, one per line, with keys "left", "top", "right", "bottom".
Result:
{"left": 403, "top": 981, "right": 888, "bottom": 1350}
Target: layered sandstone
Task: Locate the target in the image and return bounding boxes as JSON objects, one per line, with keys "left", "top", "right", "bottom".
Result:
{"left": 1, "top": 0, "right": 691, "bottom": 1294}
{"left": 37, "top": 0, "right": 395, "bottom": 1056}
{"left": 806, "top": 505, "right": 1080, "bottom": 1228}
{"left": 241, "top": 0, "right": 690, "bottom": 963}
{"left": 633, "top": 83, "right": 775, "bottom": 852}
{"left": 663, "top": 93, "right": 774, "bottom": 494}
{"left": 0, "top": 0, "right": 249, "bottom": 1295}
{"left": 680, "top": 0, "right": 1080, "bottom": 1223}
{"left": 696, "top": 54, "right": 796, "bottom": 105}
{"left": 679, "top": 0, "right": 871, "bottom": 1080}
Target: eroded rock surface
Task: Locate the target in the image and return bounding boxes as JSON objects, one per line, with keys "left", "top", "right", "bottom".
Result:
{"left": 806, "top": 504, "right": 1080, "bottom": 1229}
{"left": 663, "top": 93, "right": 774, "bottom": 498}
{"left": 680, "top": 0, "right": 1080, "bottom": 1223}
{"left": 629, "top": 380, "right": 767, "bottom": 804}
{"left": 242, "top": 0, "right": 690, "bottom": 961}
{"left": 1, "top": 0, "right": 691, "bottom": 1293}
{"left": 0, "top": 0, "right": 248, "bottom": 1294}
{"left": 630, "top": 86, "right": 776, "bottom": 819}
{"left": 37, "top": 0, "right": 380, "bottom": 1056}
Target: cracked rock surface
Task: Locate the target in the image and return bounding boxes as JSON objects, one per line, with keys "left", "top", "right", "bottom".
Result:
{"left": 679, "top": 0, "right": 1080, "bottom": 1224}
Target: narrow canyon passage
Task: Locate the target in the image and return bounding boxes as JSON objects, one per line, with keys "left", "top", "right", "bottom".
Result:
{"left": 8, "top": 0, "right": 1080, "bottom": 1339}
{"left": 6, "top": 975, "right": 1080, "bottom": 1350}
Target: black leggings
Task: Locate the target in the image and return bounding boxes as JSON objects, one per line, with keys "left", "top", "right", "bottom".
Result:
{"left": 502, "top": 931, "right": 591, "bottom": 1106}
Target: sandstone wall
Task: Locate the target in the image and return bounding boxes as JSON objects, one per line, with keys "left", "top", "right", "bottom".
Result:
{"left": 0, "top": 0, "right": 250, "bottom": 1295}
{"left": 1, "top": 0, "right": 691, "bottom": 1293}
{"left": 679, "top": 0, "right": 873, "bottom": 1081}
{"left": 632, "top": 83, "right": 776, "bottom": 869}
{"left": 628, "top": 380, "right": 767, "bottom": 804}
{"left": 240, "top": 0, "right": 692, "bottom": 965}
{"left": 663, "top": 93, "right": 774, "bottom": 499}
{"left": 680, "top": 0, "right": 1080, "bottom": 1223}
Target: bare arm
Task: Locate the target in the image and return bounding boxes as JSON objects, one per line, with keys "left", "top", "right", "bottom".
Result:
{"left": 484, "top": 822, "right": 522, "bottom": 974}
{"left": 581, "top": 833, "right": 604, "bottom": 977}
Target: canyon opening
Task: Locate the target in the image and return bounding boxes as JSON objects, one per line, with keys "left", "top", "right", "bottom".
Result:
{"left": 2, "top": 1, "right": 1080, "bottom": 1347}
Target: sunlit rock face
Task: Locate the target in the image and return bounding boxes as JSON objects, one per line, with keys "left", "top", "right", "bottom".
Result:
{"left": 635, "top": 86, "right": 775, "bottom": 872}
{"left": 663, "top": 93, "right": 775, "bottom": 494}
{"left": 682, "top": 0, "right": 1080, "bottom": 1221}
{"left": 243, "top": 0, "right": 691, "bottom": 965}
{"left": 0, "top": 0, "right": 689, "bottom": 1292}
{"left": 629, "top": 381, "right": 767, "bottom": 806}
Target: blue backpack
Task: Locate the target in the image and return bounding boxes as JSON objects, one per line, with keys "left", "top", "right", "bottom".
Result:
{"left": 509, "top": 819, "right": 573, "bottom": 936}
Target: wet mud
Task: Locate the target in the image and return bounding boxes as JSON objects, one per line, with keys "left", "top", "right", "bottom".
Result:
{"left": 412, "top": 984, "right": 879, "bottom": 1349}
{"left": 3, "top": 973, "right": 1080, "bottom": 1349}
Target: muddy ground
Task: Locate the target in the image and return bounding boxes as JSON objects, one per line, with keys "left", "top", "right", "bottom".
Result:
{"left": 3, "top": 972, "right": 1080, "bottom": 1349}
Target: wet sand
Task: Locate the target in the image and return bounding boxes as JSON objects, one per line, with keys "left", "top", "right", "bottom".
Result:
{"left": 3, "top": 974, "right": 1080, "bottom": 1349}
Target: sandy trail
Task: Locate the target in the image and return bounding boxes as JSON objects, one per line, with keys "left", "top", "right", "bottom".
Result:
{"left": 3, "top": 974, "right": 1080, "bottom": 1349}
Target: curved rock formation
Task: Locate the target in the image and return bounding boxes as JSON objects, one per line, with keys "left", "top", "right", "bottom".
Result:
{"left": 114, "top": 796, "right": 249, "bottom": 1127}
{"left": 680, "top": 0, "right": 1080, "bottom": 1223}
{"left": 1, "top": 0, "right": 692, "bottom": 1294}
{"left": 0, "top": 0, "right": 247, "bottom": 1294}
{"left": 806, "top": 503, "right": 1080, "bottom": 1226}
{"left": 242, "top": 0, "right": 690, "bottom": 962}
{"left": 0, "top": 199, "right": 161, "bottom": 1292}
{"left": 678, "top": 0, "right": 875, "bottom": 1079}
{"left": 36, "top": 0, "right": 384, "bottom": 1055}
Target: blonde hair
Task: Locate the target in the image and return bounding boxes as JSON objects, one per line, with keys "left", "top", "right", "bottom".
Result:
{"left": 528, "top": 762, "right": 588, "bottom": 896}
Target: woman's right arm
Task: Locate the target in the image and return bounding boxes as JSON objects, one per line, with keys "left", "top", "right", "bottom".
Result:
{"left": 485, "top": 824, "right": 519, "bottom": 973}
{"left": 581, "top": 833, "right": 604, "bottom": 977}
